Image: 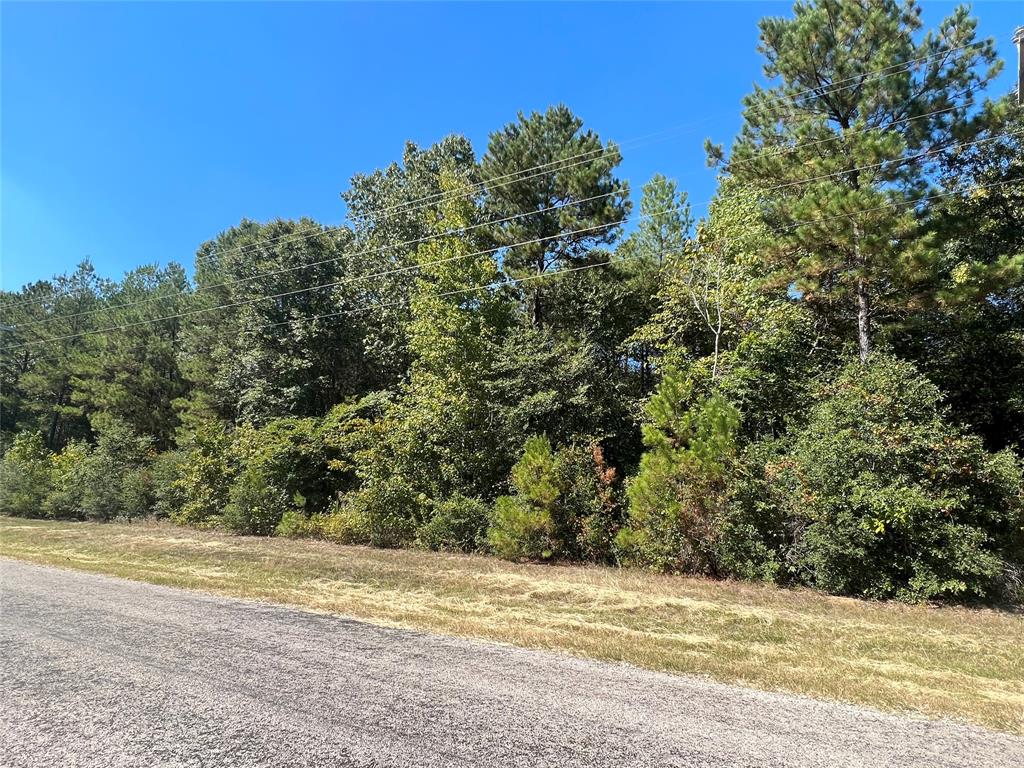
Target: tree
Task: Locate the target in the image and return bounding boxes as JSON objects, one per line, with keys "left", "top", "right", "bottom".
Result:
{"left": 618, "top": 175, "right": 692, "bottom": 389}
{"left": 178, "top": 218, "right": 377, "bottom": 426}
{"left": 1, "top": 262, "right": 106, "bottom": 448}
{"left": 342, "top": 135, "right": 480, "bottom": 380}
{"left": 890, "top": 100, "right": 1024, "bottom": 451}
{"left": 71, "top": 263, "right": 190, "bottom": 449}
{"left": 711, "top": 0, "right": 1001, "bottom": 361}
{"left": 354, "top": 169, "right": 510, "bottom": 536}
{"left": 482, "top": 105, "right": 630, "bottom": 327}
{"left": 618, "top": 370, "right": 740, "bottom": 573}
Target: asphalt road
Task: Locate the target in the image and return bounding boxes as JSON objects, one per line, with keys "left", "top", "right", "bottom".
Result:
{"left": 1, "top": 559, "right": 1021, "bottom": 768}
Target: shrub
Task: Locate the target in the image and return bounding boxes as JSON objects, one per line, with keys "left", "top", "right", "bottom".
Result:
{"left": 75, "top": 419, "right": 155, "bottom": 522}
{"left": 320, "top": 500, "right": 371, "bottom": 544}
{"left": 488, "top": 436, "right": 559, "bottom": 560}
{"left": 348, "top": 477, "right": 421, "bottom": 548}
{"left": 120, "top": 465, "right": 156, "bottom": 521}
{"left": 275, "top": 509, "right": 317, "bottom": 538}
{"left": 222, "top": 467, "right": 292, "bottom": 536}
{"left": 617, "top": 370, "right": 740, "bottom": 573}
{"left": 418, "top": 494, "right": 491, "bottom": 552}
{"left": 43, "top": 441, "right": 91, "bottom": 520}
{"left": 231, "top": 418, "right": 337, "bottom": 515}
{"left": 489, "top": 495, "right": 553, "bottom": 560}
{"left": 556, "top": 441, "right": 621, "bottom": 563}
{"left": 779, "top": 355, "right": 1024, "bottom": 603}
{"left": 0, "top": 432, "right": 52, "bottom": 518}
{"left": 711, "top": 439, "right": 790, "bottom": 583}
{"left": 170, "top": 423, "right": 235, "bottom": 527}
{"left": 150, "top": 451, "right": 187, "bottom": 520}
{"left": 487, "top": 436, "right": 621, "bottom": 562}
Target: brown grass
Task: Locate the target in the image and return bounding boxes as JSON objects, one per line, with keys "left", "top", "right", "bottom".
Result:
{"left": 2, "top": 516, "right": 1022, "bottom": 733}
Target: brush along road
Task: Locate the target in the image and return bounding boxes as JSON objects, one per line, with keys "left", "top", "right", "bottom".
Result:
{"left": 1, "top": 559, "right": 1020, "bottom": 767}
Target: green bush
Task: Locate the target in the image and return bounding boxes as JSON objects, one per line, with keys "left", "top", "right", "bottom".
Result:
{"left": 43, "top": 441, "right": 90, "bottom": 520}
{"left": 222, "top": 467, "right": 292, "bottom": 536}
{"left": 150, "top": 451, "right": 187, "bottom": 520}
{"left": 275, "top": 509, "right": 317, "bottom": 538}
{"left": 231, "top": 418, "right": 337, "bottom": 515}
{"left": 74, "top": 419, "right": 155, "bottom": 522}
{"left": 489, "top": 495, "right": 553, "bottom": 560}
{"left": 779, "top": 355, "right": 1024, "bottom": 602}
{"left": 487, "top": 436, "right": 621, "bottom": 562}
{"left": 319, "top": 499, "right": 371, "bottom": 544}
{"left": 0, "top": 432, "right": 53, "bottom": 518}
{"left": 170, "top": 423, "right": 235, "bottom": 527}
{"left": 348, "top": 477, "right": 421, "bottom": 548}
{"left": 711, "top": 439, "right": 789, "bottom": 583}
{"left": 618, "top": 370, "right": 740, "bottom": 573}
{"left": 556, "top": 441, "right": 622, "bottom": 563}
{"left": 488, "top": 436, "right": 560, "bottom": 560}
{"left": 418, "top": 494, "right": 491, "bottom": 552}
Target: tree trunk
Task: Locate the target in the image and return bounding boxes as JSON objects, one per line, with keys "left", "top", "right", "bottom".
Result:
{"left": 856, "top": 278, "right": 871, "bottom": 363}
{"left": 851, "top": 217, "right": 871, "bottom": 363}
{"left": 532, "top": 251, "right": 545, "bottom": 328}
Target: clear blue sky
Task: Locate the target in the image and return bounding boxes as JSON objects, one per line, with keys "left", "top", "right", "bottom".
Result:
{"left": 2, "top": 1, "right": 1020, "bottom": 290}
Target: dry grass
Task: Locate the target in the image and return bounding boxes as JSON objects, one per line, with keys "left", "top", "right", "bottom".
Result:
{"left": 2, "top": 516, "right": 1022, "bottom": 734}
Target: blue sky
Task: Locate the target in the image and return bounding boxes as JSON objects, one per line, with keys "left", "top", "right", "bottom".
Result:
{"left": 2, "top": 1, "right": 1021, "bottom": 290}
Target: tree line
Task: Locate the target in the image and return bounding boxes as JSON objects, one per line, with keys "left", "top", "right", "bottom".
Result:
{"left": 3, "top": 0, "right": 1023, "bottom": 603}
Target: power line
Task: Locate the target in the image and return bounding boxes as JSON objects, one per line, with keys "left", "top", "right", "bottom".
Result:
{"left": 13, "top": 119, "right": 1016, "bottom": 334}
{"left": 246, "top": 175, "right": 1024, "bottom": 335}
{"left": 6, "top": 128, "right": 1019, "bottom": 348}
{"left": 196, "top": 39, "right": 997, "bottom": 266}
{"left": 353, "top": 39, "right": 992, "bottom": 224}
{"left": 9, "top": 173, "right": 1020, "bottom": 358}
{"left": 2, "top": 38, "right": 996, "bottom": 310}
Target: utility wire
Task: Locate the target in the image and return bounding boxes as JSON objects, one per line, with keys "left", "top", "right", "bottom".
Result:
{"left": 8, "top": 171, "right": 1020, "bottom": 357}
{"left": 12, "top": 117, "right": 1014, "bottom": 334}
{"left": 2, "top": 38, "right": 995, "bottom": 309}
{"left": 246, "top": 175, "right": 1024, "bottom": 334}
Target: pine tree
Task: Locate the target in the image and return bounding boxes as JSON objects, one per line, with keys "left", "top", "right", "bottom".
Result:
{"left": 711, "top": 0, "right": 1001, "bottom": 361}
{"left": 482, "top": 105, "right": 629, "bottom": 327}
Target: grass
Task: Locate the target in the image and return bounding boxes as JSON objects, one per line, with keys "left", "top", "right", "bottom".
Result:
{"left": 2, "top": 516, "right": 1022, "bottom": 734}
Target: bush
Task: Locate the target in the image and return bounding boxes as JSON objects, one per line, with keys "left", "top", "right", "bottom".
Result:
{"left": 556, "top": 442, "right": 621, "bottom": 563}
{"left": 275, "top": 509, "right": 318, "bottom": 538}
{"left": 617, "top": 371, "right": 740, "bottom": 573}
{"left": 488, "top": 437, "right": 560, "bottom": 560}
{"left": 222, "top": 467, "right": 292, "bottom": 536}
{"left": 779, "top": 355, "right": 1024, "bottom": 602}
{"left": 231, "top": 418, "right": 338, "bottom": 515}
{"left": 170, "top": 423, "right": 235, "bottom": 527}
{"left": 488, "top": 436, "right": 621, "bottom": 562}
{"left": 150, "top": 451, "right": 187, "bottom": 519}
{"left": 348, "top": 477, "right": 421, "bottom": 548}
{"left": 75, "top": 419, "right": 155, "bottom": 522}
{"left": 0, "top": 432, "right": 52, "bottom": 518}
{"left": 711, "top": 439, "right": 789, "bottom": 583}
{"left": 320, "top": 500, "right": 371, "bottom": 544}
{"left": 43, "top": 441, "right": 90, "bottom": 520}
{"left": 418, "top": 494, "right": 491, "bottom": 552}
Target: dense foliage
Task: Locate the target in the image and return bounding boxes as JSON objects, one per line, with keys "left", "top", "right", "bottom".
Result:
{"left": 3, "top": 1, "right": 1023, "bottom": 604}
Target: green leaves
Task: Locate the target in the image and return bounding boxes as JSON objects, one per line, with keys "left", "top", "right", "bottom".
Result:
{"left": 720, "top": 0, "right": 1002, "bottom": 359}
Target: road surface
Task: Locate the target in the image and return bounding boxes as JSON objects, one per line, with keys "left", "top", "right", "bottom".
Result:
{"left": 1, "top": 558, "right": 1020, "bottom": 767}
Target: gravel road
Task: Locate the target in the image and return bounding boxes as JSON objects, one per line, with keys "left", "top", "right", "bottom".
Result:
{"left": 1, "top": 559, "right": 1020, "bottom": 767}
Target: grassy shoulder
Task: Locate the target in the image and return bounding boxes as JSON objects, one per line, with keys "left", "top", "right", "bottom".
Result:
{"left": 2, "top": 516, "right": 1022, "bottom": 734}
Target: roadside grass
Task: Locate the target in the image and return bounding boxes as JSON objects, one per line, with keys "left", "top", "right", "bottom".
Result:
{"left": 2, "top": 516, "right": 1022, "bottom": 734}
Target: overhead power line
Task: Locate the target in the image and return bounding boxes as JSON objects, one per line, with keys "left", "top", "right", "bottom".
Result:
{"left": 11, "top": 117, "right": 1015, "bottom": 334}
{"left": 7, "top": 171, "right": 1020, "bottom": 357}
{"left": 246, "top": 175, "right": 1024, "bottom": 334}
{"left": 2, "top": 37, "right": 996, "bottom": 310}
